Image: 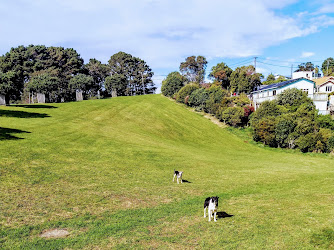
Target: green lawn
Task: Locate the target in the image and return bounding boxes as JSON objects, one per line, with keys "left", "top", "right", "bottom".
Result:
{"left": 0, "top": 94, "right": 333, "bottom": 249}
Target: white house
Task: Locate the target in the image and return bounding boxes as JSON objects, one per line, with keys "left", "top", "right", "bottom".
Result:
{"left": 251, "top": 77, "right": 330, "bottom": 115}
{"left": 292, "top": 71, "right": 321, "bottom": 80}
{"left": 314, "top": 76, "right": 334, "bottom": 93}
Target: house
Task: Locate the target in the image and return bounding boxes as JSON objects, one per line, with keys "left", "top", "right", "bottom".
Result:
{"left": 251, "top": 77, "right": 330, "bottom": 115}
{"left": 292, "top": 70, "right": 321, "bottom": 80}
{"left": 314, "top": 76, "right": 334, "bottom": 93}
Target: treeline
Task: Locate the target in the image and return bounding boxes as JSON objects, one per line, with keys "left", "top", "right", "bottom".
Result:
{"left": 162, "top": 56, "right": 334, "bottom": 154}
{"left": 0, "top": 45, "right": 155, "bottom": 104}
{"left": 161, "top": 56, "right": 259, "bottom": 127}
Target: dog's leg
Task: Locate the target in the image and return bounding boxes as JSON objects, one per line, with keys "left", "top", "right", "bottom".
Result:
{"left": 177, "top": 177, "right": 179, "bottom": 184}
{"left": 181, "top": 177, "right": 183, "bottom": 183}
{"left": 173, "top": 174, "right": 175, "bottom": 182}
{"left": 208, "top": 210, "right": 211, "bottom": 221}
{"left": 214, "top": 211, "right": 217, "bottom": 222}
{"left": 204, "top": 207, "right": 207, "bottom": 218}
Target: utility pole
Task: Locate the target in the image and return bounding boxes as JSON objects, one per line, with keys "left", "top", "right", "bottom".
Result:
{"left": 254, "top": 57, "right": 258, "bottom": 73}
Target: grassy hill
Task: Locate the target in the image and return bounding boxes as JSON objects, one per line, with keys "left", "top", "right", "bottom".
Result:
{"left": 0, "top": 94, "right": 333, "bottom": 249}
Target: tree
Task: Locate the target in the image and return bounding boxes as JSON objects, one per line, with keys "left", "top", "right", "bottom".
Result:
{"left": 276, "top": 88, "right": 314, "bottom": 111}
{"left": 161, "top": 71, "right": 186, "bottom": 97}
{"left": 209, "top": 62, "right": 232, "bottom": 89}
{"left": 108, "top": 52, "right": 155, "bottom": 96}
{"left": 321, "top": 57, "right": 334, "bottom": 76}
{"left": 84, "top": 58, "right": 108, "bottom": 97}
{"left": 68, "top": 74, "right": 94, "bottom": 99}
{"left": 230, "top": 65, "right": 261, "bottom": 94}
{"left": 105, "top": 74, "right": 127, "bottom": 97}
{"left": 179, "top": 56, "right": 208, "bottom": 83}
{"left": 175, "top": 84, "right": 199, "bottom": 103}
{"left": 295, "top": 62, "right": 314, "bottom": 72}
{"left": 0, "top": 71, "right": 19, "bottom": 104}
{"left": 188, "top": 88, "right": 209, "bottom": 109}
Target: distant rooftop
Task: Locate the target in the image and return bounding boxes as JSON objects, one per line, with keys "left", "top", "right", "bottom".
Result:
{"left": 253, "top": 77, "right": 314, "bottom": 92}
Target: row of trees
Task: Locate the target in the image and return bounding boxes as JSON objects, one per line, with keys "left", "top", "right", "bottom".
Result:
{"left": 0, "top": 45, "right": 155, "bottom": 104}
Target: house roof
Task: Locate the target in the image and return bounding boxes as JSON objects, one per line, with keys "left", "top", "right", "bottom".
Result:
{"left": 313, "top": 76, "right": 334, "bottom": 86}
{"left": 253, "top": 77, "right": 315, "bottom": 93}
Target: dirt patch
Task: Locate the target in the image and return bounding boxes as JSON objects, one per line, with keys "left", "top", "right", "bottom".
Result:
{"left": 40, "top": 229, "right": 70, "bottom": 238}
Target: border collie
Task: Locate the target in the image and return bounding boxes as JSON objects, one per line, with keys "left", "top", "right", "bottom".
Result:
{"left": 204, "top": 196, "right": 219, "bottom": 222}
{"left": 173, "top": 170, "right": 183, "bottom": 184}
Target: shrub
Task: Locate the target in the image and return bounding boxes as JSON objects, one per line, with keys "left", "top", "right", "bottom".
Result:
{"left": 188, "top": 88, "right": 209, "bottom": 109}
{"left": 161, "top": 72, "right": 186, "bottom": 97}
{"left": 275, "top": 114, "right": 297, "bottom": 148}
{"left": 252, "top": 117, "right": 277, "bottom": 147}
{"left": 175, "top": 84, "right": 199, "bottom": 103}
{"left": 220, "top": 106, "right": 244, "bottom": 127}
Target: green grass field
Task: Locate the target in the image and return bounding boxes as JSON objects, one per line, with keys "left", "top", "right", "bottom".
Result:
{"left": 0, "top": 94, "right": 333, "bottom": 249}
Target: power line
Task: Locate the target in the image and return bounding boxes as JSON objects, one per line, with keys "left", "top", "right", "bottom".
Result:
{"left": 257, "top": 57, "right": 325, "bottom": 64}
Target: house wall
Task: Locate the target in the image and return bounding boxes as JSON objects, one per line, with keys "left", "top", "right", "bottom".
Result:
{"left": 252, "top": 79, "right": 314, "bottom": 108}
{"left": 318, "top": 81, "right": 334, "bottom": 93}
{"left": 292, "top": 71, "right": 321, "bottom": 80}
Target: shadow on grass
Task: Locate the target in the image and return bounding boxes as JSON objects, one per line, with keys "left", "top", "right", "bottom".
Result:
{"left": 0, "top": 127, "right": 31, "bottom": 140}
{"left": 0, "top": 109, "right": 50, "bottom": 118}
{"left": 182, "top": 179, "right": 192, "bottom": 183}
{"left": 217, "top": 211, "right": 234, "bottom": 218}
{"left": 11, "top": 104, "right": 57, "bottom": 109}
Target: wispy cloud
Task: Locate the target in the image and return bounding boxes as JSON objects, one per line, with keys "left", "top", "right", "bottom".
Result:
{"left": 301, "top": 52, "right": 315, "bottom": 58}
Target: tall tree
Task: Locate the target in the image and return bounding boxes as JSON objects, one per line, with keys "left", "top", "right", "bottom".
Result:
{"left": 0, "top": 71, "right": 19, "bottom": 104}
{"left": 108, "top": 52, "right": 155, "bottom": 96}
{"left": 208, "top": 62, "right": 232, "bottom": 89}
{"left": 84, "top": 58, "right": 108, "bottom": 97}
{"left": 179, "top": 56, "right": 207, "bottom": 83}
{"left": 295, "top": 62, "right": 315, "bottom": 72}
{"left": 321, "top": 57, "right": 334, "bottom": 76}
{"left": 230, "top": 65, "right": 261, "bottom": 94}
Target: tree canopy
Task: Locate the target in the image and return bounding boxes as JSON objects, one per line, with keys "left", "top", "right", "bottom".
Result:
{"left": 208, "top": 62, "right": 232, "bottom": 89}
{"left": 179, "top": 56, "right": 207, "bottom": 83}
{"left": 230, "top": 65, "right": 261, "bottom": 94}
{"left": 321, "top": 57, "right": 334, "bottom": 76}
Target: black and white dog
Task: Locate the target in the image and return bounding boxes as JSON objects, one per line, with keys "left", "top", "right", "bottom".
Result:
{"left": 204, "top": 196, "right": 219, "bottom": 222}
{"left": 173, "top": 169, "right": 183, "bottom": 184}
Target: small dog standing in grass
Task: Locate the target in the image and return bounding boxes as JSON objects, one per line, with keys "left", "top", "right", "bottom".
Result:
{"left": 204, "top": 196, "right": 219, "bottom": 222}
{"left": 173, "top": 169, "right": 183, "bottom": 184}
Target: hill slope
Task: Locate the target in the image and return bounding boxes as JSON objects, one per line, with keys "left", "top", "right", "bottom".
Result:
{"left": 0, "top": 94, "right": 333, "bottom": 249}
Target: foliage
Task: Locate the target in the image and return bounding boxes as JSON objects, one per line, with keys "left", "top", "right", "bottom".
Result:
{"left": 68, "top": 74, "right": 94, "bottom": 98}
{"left": 84, "top": 58, "right": 108, "bottom": 96}
{"left": 295, "top": 62, "right": 315, "bottom": 72}
{"left": 250, "top": 88, "right": 334, "bottom": 153}
{"left": 104, "top": 74, "right": 127, "bottom": 96}
{"left": 161, "top": 71, "right": 186, "bottom": 97}
{"left": 108, "top": 51, "right": 155, "bottom": 96}
{"left": 262, "top": 74, "right": 287, "bottom": 85}
{"left": 0, "top": 71, "right": 18, "bottom": 103}
{"left": 205, "top": 85, "right": 229, "bottom": 114}
{"left": 26, "top": 73, "right": 60, "bottom": 95}
{"left": 321, "top": 57, "right": 334, "bottom": 76}
{"left": 175, "top": 84, "right": 199, "bottom": 103}
{"left": 220, "top": 106, "right": 245, "bottom": 127}
{"left": 252, "top": 117, "right": 277, "bottom": 147}
{"left": 230, "top": 65, "right": 261, "bottom": 94}
{"left": 188, "top": 88, "right": 209, "bottom": 109}
{"left": 179, "top": 56, "right": 207, "bottom": 83}
{"left": 208, "top": 62, "right": 232, "bottom": 89}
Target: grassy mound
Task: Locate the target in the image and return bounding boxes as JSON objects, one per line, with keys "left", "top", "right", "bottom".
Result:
{"left": 0, "top": 94, "right": 333, "bottom": 248}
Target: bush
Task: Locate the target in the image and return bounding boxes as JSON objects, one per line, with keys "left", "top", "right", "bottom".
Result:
{"left": 275, "top": 114, "right": 297, "bottom": 148}
{"left": 188, "top": 88, "right": 209, "bottom": 109}
{"left": 296, "top": 133, "right": 318, "bottom": 153}
{"left": 220, "top": 106, "right": 244, "bottom": 127}
{"left": 252, "top": 117, "right": 277, "bottom": 147}
{"left": 161, "top": 72, "right": 186, "bottom": 97}
{"left": 175, "top": 84, "right": 199, "bottom": 103}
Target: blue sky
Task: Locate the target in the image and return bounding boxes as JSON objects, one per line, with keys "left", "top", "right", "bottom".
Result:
{"left": 1, "top": 0, "right": 334, "bottom": 92}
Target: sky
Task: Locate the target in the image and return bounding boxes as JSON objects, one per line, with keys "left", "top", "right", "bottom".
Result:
{"left": 1, "top": 0, "right": 334, "bottom": 92}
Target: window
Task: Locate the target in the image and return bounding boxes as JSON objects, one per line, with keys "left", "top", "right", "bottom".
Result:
{"left": 326, "top": 86, "right": 332, "bottom": 92}
{"left": 302, "top": 89, "right": 309, "bottom": 94}
{"left": 273, "top": 90, "right": 276, "bottom": 96}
